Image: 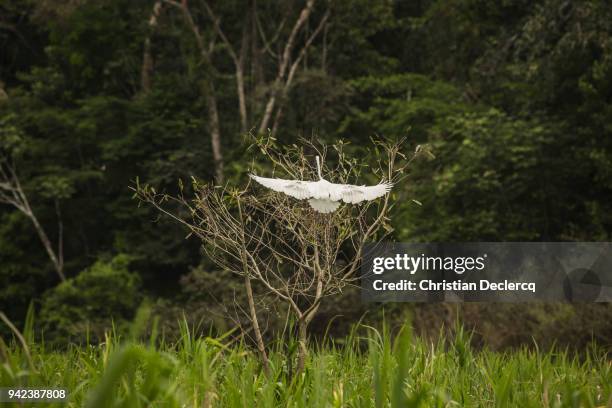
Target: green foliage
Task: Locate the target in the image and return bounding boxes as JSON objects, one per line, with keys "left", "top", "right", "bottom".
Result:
{"left": 341, "top": 73, "right": 470, "bottom": 142}
{"left": 180, "top": 266, "right": 244, "bottom": 302}
{"left": 0, "top": 113, "right": 27, "bottom": 155}
{"left": 40, "top": 255, "right": 142, "bottom": 344}
{"left": 400, "top": 109, "right": 564, "bottom": 241}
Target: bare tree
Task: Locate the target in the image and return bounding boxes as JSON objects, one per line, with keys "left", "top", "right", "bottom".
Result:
{"left": 0, "top": 156, "right": 66, "bottom": 282}
{"left": 147, "top": 0, "right": 331, "bottom": 183}
{"left": 134, "top": 137, "right": 408, "bottom": 373}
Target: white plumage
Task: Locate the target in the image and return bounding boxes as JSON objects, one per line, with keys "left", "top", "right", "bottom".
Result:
{"left": 250, "top": 156, "right": 393, "bottom": 213}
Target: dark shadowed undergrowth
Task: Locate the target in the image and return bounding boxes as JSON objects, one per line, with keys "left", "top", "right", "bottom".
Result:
{"left": 1, "top": 308, "right": 610, "bottom": 408}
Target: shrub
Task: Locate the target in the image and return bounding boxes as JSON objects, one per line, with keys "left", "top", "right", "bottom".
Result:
{"left": 40, "top": 254, "right": 141, "bottom": 344}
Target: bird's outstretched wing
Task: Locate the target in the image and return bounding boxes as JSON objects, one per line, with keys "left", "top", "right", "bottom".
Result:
{"left": 338, "top": 182, "right": 393, "bottom": 204}
{"left": 249, "top": 174, "right": 314, "bottom": 199}
{"left": 250, "top": 174, "right": 392, "bottom": 209}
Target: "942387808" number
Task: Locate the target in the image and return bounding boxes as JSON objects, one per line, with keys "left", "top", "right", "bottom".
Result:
{"left": 0, "top": 388, "right": 68, "bottom": 402}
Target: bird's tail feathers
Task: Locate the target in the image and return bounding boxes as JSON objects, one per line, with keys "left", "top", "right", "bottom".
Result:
{"left": 308, "top": 198, "right": 341, "bottom": 213}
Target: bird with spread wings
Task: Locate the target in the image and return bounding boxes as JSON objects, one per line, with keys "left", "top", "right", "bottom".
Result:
{"left": 250, "top": 156, "right": 393, "bottom": 213}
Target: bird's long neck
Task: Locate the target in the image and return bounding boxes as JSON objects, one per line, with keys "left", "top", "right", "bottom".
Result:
{"left": 315, "top": 156, "right": 322, "bottom": 180}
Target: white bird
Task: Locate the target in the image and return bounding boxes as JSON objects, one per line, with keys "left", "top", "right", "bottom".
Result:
{"left": 249, "top": 156, "right": 393, "bottom": 213}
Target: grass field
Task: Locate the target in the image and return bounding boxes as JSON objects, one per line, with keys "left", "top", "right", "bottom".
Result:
{"left": 1, "top": 313, "right": 610, "bottom": 408}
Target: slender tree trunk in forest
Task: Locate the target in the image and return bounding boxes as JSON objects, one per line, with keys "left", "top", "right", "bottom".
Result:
{"left": 250, "top": 0, "right": 263, "bottom": 116}
{"left": 236, "top": 28, "right": 249, "bottom": 134}
{"left": 235, "top": 66, "right": 247, "bottom": 134}
{"left": 204, "top": 86, "right": 224, "bottom": 184}
{"left": 141, "top": 1, "right": 163, "bottom": 93}
{"left": 141, "top": 38, "right": 153, "bottom": 92}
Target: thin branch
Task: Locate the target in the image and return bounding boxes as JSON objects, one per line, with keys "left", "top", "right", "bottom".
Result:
{"left": 254, "top": 7, "right": 286, "bottom": 58}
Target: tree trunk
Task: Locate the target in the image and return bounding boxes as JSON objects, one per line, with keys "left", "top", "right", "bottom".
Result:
{"left": 140, "top": 1, "right": 163, "bottom": 93}
{"left": 244, "top": 276, "right": 270, "bottom": 375}
{"left": 141, "top": 37, "right": 154, "bottom": 92}
{"left": 236, "top": 63, "right": 248, "bottom": 134}
{"left": 296, "top": 318, "right": 308, "bottom": 374}
{"left": 236, "top": 23, "right": 249, "bottom": 134}
{"left": 28, "top": 211, "right": 65, "bottom": 282}
{"left": 250, "top": 0, "right": 263, "bottom": 116}
{"left": 204, "top": 84, "right": 224, "bottom": 184}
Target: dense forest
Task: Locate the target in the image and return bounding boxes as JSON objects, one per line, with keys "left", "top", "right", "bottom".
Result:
{"left": 1, "top": 0, "right": 612, "bottom": 347}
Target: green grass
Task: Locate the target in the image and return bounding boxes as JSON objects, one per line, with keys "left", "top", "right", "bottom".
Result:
{"left": 1, "top": 314, "right": 610, "bottom": 407}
